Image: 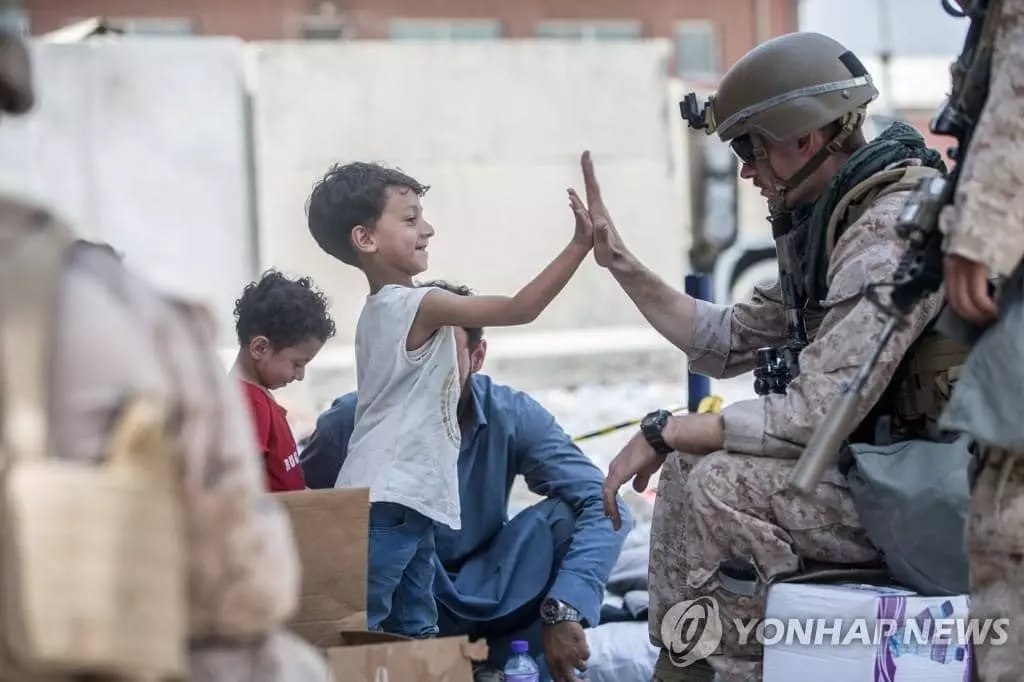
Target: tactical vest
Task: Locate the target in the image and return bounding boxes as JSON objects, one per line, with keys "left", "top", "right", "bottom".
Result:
{"left": 812, "top": 165, "right": 970, "bottom": 445}
{"left": 0, "top": 197, "right": 186, "bottom": 680}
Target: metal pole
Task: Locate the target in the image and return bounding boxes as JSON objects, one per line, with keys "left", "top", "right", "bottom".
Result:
{"left": 878, "top": 0, "right": 894, "bottom": 117}
{"left": 685, "top": 273, "right": 712, "bottom": 413}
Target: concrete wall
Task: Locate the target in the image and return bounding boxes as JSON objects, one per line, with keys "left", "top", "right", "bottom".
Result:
{"left": 0, "top": 36, "right": 255, "bottom": 341}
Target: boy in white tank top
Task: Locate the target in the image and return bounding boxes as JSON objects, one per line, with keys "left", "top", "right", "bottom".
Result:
{"left": 306, "top": 156, "right": 595, "bottom": 637}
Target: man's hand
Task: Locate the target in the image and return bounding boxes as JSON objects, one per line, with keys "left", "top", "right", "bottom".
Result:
{"left": 944, "top": 253, "right": 998, "bottom": 325}
{"left": 602, "top": 429, "right": 667, "bottom": 530}
{"left": 602, "top": 414, "right": 724, "bottom": 528}
{"left": 580, "top": 151, "right": 630, "bottom": 269}
{"left": 542, "top": 621, "right": 589, "bottom": 682}
{"left": 567, "top": 188, "right": 593, "bottom": 250}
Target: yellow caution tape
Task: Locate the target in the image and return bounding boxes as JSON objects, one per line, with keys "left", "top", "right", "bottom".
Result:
{"left": 572, "top": 396, "right": 725, "bottom": 443}
{"left": 572, "top": 404, "right": 687, "bottom": 443}
{"left": 696, "top": 395, "right": 724, "bottom": 414}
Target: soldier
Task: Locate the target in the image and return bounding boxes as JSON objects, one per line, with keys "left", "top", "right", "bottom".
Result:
{"left": 0, "top": 21, "right": 331, "bottom": 682}
{"left": 937, "top": 1, "right": 1024, "bottom": 679}
{"left": 583, "top": 33, "right": 960, "bottom": 682}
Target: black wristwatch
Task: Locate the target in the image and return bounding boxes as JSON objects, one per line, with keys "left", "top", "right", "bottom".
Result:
{"left": 640, "top": 409, "right": 674, "bottom": 455}
{"left": 540, "top": 598, "right": 583, "bottom": 625}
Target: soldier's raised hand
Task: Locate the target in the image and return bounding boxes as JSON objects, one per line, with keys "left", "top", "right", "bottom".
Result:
{"left": 580, "top": 151, "right": 629, "bottom": 269}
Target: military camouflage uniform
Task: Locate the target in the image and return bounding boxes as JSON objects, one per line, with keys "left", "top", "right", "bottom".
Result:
{"left": 1, "top": 200, "right": 332, "bottom": 682}
{"left": 937, "top": 1, "right": 1024, "bottom": 680}
{"left": 649, "top": 185, "right": 945, "bottom": 682}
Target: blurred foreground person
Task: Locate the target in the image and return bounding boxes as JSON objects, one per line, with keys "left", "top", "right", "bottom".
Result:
{"left": 937, "top": 1, "right": 1024, "bottom": 680}
{"left": 0, "top": 21, "right": 330, "bottom": 682}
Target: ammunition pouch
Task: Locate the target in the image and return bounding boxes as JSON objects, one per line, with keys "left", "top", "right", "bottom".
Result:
{"left": 0, "top": 199, "right": 187, "bottom": 680}
{"left": 890, "top": 330, "right": 969, "bottom": 441}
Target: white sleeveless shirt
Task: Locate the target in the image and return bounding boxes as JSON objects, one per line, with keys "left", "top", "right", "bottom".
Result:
{"left": 335, "top": 284, "right": 462, "bottom": 529}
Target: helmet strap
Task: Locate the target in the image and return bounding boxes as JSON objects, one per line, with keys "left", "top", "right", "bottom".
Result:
{"left": 755, "top": 107, "right": 866, "bottom": 210}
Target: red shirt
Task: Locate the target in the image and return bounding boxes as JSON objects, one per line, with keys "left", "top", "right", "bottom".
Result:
{"left": 239, "top": 380, "right": 305, "bottom": 492}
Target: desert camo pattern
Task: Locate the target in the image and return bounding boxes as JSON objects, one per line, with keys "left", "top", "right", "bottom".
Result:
{"left": 649, "top": 188, "right": 944, "bottom": 681}
{"left": 939, "top": 4, "right": 1024, "bottom": 681}
{"left": 965, "top": 448, "right": 1024, "bottom": 682}
{"left": 2, "top": 199, "right": 330, "bottom": 682}
{"left": 940, "top": 0, "right": 1024, "bottom": 278}
{"left": 685, "top": 187, "right": 944, "bottom": 458}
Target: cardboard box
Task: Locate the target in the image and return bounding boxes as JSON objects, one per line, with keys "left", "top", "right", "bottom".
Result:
{"left": 277, "top": 488, "right": 370, "bottom": 646}
{"left": 325, "top": 631, "right": 487, "bottom": 681}
{"left": 763, "top": 583, "right": 973, "bottom": 682}
{"left": 277, "top": 488, "right": 489, "bottom": 680}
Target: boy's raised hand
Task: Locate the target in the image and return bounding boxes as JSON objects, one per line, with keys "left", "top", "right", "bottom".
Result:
{"left": 580, "top": 151, "right": 628, "bottom": 269}
{"left": 567, "top": 188, "right": 594, "bottom": 249}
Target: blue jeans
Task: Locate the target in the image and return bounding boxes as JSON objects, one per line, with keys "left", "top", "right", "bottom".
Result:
{"left": 367, "top": 501, "right": 439, "bottom": 638}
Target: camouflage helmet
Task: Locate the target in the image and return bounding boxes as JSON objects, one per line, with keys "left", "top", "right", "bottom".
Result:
{"left": 706, "top": 32, "right": 877, "bottom": 144}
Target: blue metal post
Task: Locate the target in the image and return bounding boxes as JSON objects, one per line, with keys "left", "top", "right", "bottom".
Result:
{"left": 685, "top": 273, "right": 713, "bottom": 412}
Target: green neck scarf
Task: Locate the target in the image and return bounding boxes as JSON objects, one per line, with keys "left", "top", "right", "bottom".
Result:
{"left": 792, "top": 121, "right": 948, "bottom": 305}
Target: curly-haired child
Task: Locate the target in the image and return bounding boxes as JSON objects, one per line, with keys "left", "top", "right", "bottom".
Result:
{"left": 231, "top": 269, "right": 337, "bottom": 492}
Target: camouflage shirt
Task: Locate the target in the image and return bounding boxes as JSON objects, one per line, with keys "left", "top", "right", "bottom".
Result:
{"left": 677, "top": 188, "right": 943, "bottom": 456}
{"left": 940, "top": 0, "right": 1024, "bottom": 278}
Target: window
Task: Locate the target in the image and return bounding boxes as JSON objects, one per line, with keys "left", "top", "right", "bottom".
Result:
{"left": 534, "top": 20, "right": 643, "bottom": 41}
{"left": 0, "top": 8, "right": 29, "bottom": 36}
{"left": 104, "top": 17, "right": 195, "bottom": 36}
{"left": 388, "top": 19, "right": 503, "bottom": 41}
{"left": 302, "top": 23, "right": 346, "bottom": 40}
{"left": 674, "top": 22, "right": 718, "bottom": 77}
{"left": 300, "top": 2, "right": 348, "bottom": 40}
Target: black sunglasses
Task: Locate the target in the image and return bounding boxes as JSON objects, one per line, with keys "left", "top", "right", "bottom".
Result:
{"left": 730, "top": 134, "right": 756, "bottom": 165}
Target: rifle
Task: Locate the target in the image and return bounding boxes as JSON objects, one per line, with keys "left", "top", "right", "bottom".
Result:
{"left": 789, "top": 0, "right": 999, "bottom": 495}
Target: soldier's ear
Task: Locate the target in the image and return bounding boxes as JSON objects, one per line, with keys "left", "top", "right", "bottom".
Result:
{"left": 249, "top": 335, "right": 272, "bottom": 358}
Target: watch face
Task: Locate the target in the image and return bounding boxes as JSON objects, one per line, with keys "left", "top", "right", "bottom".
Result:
{"left": 642, "top": 410, "right": 666, "bottom": 432}
{"left": 541, "top": 599, "right": 560, "bottom": 622}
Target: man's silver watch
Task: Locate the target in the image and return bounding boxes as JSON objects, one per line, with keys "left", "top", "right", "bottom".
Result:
{"left": 540, "top": 598, "right": 582, "bottom": 625}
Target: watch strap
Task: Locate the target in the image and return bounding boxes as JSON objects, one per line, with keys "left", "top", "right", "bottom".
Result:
{"left": 642, "top": 409, "right": 673, "bottom": 455}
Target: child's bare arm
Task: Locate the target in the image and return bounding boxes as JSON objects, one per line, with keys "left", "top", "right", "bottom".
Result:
{"left": 408, "top": 186, "right": 594, "bottom": 349}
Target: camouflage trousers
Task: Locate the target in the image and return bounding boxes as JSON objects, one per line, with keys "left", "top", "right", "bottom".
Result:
{"left": 967, "top": 447, "right": 1024, "bottom": 682}
{"left": 647, "top": 450, "right": 878, "bottom": 682}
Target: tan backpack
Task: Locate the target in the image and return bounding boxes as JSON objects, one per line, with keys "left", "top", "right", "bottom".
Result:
{"left": 0, "top": 198, "right": 186, "bottom": 680}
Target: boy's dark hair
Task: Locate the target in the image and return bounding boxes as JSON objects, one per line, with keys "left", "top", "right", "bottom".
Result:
{"left": 234, "top": 269, "right": 337, "bottom": 348}
{"left": 306, "top": 161, "right": 429, "bottom": 266}
{"left": 418, "top": 279, "right": 484, "bottom": 348}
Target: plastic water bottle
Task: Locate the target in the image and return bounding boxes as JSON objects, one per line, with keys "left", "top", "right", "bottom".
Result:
{"left": 503, "top": 640, "right": 540, "bottom": 682}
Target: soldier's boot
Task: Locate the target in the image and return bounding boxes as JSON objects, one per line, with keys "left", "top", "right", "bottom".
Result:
{"left": 652, "top": 650, "right": 716, "bottom": 682}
